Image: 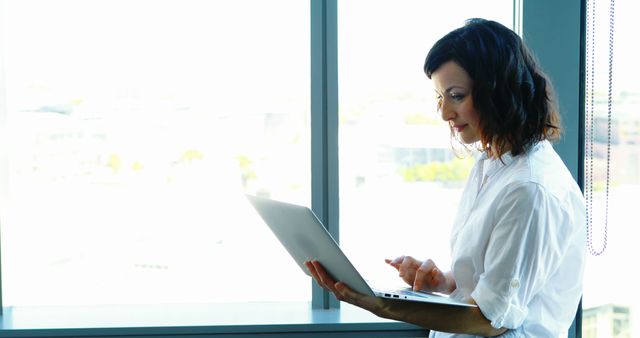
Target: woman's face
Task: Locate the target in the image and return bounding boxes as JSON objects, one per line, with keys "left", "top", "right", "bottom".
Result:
{"left": 431, "top": 61, "right": 481, "bottom": 144}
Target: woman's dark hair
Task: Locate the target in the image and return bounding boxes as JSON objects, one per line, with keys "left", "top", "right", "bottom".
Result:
{"left": 424, "top": 18, "right": 561, "bottom": 157}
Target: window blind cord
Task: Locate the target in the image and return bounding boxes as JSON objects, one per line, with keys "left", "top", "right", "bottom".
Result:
{"left": 585, "top": 0, "right": 615, "bottom": 256}
{"left": 585, "top": 0, "right": 596, "bottom": 255}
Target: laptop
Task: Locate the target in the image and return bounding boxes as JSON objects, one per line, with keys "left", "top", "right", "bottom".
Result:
{"left": 246, "top": 194, "right": 475, "bottom": 307}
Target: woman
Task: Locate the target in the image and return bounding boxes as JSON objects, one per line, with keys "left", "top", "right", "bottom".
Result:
{"left": 305, "top": 18, "right": 585, "bottom": 337}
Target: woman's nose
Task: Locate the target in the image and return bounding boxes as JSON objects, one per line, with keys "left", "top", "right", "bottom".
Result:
{"left": 440, "top": 101, "right": 456, "bottom": 121}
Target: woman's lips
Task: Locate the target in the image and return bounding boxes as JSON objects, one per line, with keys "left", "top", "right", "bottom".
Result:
{"left": 454, "top": 124, "right": 467, "bottom": 132}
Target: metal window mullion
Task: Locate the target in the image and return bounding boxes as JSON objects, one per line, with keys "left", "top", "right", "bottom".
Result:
{"left": 0, "top": 0, "right": 7, "bottom": 316}
{"left": 523, "top": 0, "right": 583, "bottom": 336}
{"left": 310, "top": 0, "right": 339, "bottom": 310}
{"left": 569, "top": 0, "right": 587, "bottom": 337}
{"left": 513, "top": 0, "right": 523, "bottom": 36}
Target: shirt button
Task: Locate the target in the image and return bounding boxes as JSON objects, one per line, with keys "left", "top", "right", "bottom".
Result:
{"left": 510, "top": 279, "right": 520, "bottom": 289}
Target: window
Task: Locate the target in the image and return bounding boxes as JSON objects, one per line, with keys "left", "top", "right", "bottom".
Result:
{"left": 0, "top": 2, "right": 591, "bottom": 337}
{"left": 582, "top": 0, "right": 639, "bottom": 336}
{"left": 1, "top": 0, "right": 310, "bottom": 306}
{"left": 337, "top": 0, "right": 513, "bottom": 284}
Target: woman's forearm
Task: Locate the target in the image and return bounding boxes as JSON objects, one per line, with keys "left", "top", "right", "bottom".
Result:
{"left": 307, "top": 260, "right": 504, "bottom": 336}
{"left": 378, "top": 299, "right": 507, "bottom": 337}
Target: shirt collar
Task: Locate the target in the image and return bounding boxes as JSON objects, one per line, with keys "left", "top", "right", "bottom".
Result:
{"left": 480, "top": 140, "right": 548, "bottom": 178}
{"left": 483, "top": 150, "right": 516, "bottom": 179}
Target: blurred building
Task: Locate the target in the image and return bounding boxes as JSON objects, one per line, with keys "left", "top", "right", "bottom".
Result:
{"left": 590, "top": 94, "right": 640, "bottom": 185}
{"left": 583, "top": 304, "right": 632, "bottom": 338}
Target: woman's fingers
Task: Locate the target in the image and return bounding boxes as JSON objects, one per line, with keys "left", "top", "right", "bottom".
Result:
{"left": 413, "top": 259, "right": 438, "bottom": 291}
{"left": 304, "top": 261, "right": 327, "bottom": 289}
{"left": 385, "top": 255, "right": 427, "bottom": 287}
{"left": 335, "top": 282, "right": 369, "bottom": 306}
{"left": 385, "top": 255, "right": 406, "bottom": 269}
{"left": 399, "top": 256, "right": 422, "bottom": 279}
{"left": 307, "top": 260, "right": 341, "bottom": 293}
{"left": 305, "top": 260, "right": 398, "bottom": 316}
{"left": 305, "top": 261, "right": 357, "bottom": 303}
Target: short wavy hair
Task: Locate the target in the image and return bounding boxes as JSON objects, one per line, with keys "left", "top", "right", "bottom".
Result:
{"left": 424, "top": 18, "right": 561, "bottom": 158}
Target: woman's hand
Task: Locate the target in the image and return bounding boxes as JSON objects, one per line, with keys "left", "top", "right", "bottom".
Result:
{"left": 305, "top": 260, "right": 501, "bottom": 336}
{"left": 304, "top": 260, "right": 391, "bottom": 317}
{"left": 385, "top": 256, "right": 454, "bottom": 294}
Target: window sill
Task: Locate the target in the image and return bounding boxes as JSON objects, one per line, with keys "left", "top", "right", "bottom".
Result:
{"left": 0, "top": 302, "right": 428, "bottom": 337}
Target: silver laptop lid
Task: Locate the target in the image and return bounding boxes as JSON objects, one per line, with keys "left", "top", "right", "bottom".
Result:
{"left": 246, "top": 194, "right": 375, "bottom": 296}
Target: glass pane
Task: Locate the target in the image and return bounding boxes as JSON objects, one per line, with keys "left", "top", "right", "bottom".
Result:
{"left": 582, "top": 0, "right": 639, "bottom": 336}
{"left": 1, "top": 0, "right": 310, "bottom": 306}
{"left": 338, "top": 1, "right": 513, "bottom": 283}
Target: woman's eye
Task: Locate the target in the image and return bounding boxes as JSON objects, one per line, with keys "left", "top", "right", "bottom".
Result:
{"left": 450, "top": 93, "right": 465, "bottom": 101}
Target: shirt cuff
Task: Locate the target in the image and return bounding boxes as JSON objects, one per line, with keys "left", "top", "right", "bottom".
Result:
{"left": 471, "top": 279, "right": 528, "bottom": 329}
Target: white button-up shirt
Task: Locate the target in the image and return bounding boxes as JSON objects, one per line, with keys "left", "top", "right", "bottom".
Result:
{"left": 430, "top": 141, "right": 586, "bottom": 338}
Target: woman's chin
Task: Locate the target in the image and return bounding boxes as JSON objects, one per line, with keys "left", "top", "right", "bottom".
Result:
{"left": 460, "top": 136, "right": 480, "bottom": 145}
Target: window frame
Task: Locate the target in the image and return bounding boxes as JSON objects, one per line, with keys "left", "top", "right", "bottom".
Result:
{"left": 522, "top": 0, "right": 585, "bottom": 337}
{"left": 310, "top": 0, "right": 340, "bottom": 311}
{"left": 0, "top": 0, "right": 585, "bottom": 336}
